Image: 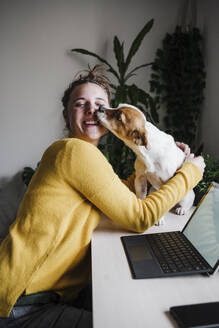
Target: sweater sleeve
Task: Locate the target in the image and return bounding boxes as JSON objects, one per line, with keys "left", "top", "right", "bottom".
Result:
{"left": 61, "top": 139, "right": 202, "bottom": 233}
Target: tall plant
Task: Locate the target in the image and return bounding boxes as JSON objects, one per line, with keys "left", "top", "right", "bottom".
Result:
{"left": 149, "top": 26, "right": 206, "bottom": 152}
{"left": 71, "top": 19, "right": 158, "bottom": 178}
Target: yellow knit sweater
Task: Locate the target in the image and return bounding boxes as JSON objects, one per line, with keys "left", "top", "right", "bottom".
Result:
{"left": 0, "top": 138, "right": 202, "bottom": 317}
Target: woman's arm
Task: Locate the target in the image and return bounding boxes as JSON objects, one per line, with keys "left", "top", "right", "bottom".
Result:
{"left": 61, "top": 139, "right": 203, "bottom": 233}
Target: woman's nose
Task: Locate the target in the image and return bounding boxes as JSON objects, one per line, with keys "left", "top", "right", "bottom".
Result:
{"left": 85, "top": 103, "right": 97, "bottom": 115}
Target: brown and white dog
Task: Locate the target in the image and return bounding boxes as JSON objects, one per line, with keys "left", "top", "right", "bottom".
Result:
{"left": 97, "top": 104, "right": 194, "bottom": 225}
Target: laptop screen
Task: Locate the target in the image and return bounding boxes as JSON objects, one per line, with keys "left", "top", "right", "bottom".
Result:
{"left": 183, "top": 182, "right": 219, "bottom": 268}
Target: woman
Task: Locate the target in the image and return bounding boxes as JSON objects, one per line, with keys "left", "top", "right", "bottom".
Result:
{"left": 0, "top": 66, "right": 205, "bottom": 328}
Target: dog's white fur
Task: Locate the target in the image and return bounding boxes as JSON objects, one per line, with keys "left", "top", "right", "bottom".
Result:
{"left": 97, "top": 104, "right": 194, "bottom": 225}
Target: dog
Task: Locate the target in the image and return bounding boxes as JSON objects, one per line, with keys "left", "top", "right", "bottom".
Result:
{"left": 97, "top": 104, "right": 195, "bottom": 225}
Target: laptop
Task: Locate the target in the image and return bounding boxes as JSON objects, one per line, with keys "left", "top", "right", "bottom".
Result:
{"left": 121, "top": 182, "right": 219, "bottom": 279}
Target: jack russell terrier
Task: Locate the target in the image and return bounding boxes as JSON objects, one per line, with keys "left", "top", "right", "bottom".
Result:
{"left": 97, "top": 104, "right": 195, "bottom": 225}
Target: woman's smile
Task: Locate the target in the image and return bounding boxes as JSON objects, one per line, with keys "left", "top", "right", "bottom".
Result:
{"left": 83, "top": 119, "right": 100, "bottom": 126}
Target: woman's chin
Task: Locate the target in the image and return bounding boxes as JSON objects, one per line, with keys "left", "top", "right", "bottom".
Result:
{"left": 84, "top": 125, "right": 107, "bottom": 139}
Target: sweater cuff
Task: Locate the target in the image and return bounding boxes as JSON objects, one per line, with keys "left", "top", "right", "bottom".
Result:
{"left": 176, "top": 161, "right": 203, "bottom": 189}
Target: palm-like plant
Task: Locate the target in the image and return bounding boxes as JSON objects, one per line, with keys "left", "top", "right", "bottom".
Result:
{"left": 71, "top": 19, "right": 158, "bottom": 178}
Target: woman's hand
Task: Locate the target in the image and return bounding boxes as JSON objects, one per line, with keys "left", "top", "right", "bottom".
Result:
{"left": 176, "top": 141, "right": 205, "bottom": 174}
{"left": 176, "top": 141, "right": 191, "bottom": 157}
{"left": 185, "top": 153, "right": 206, "bottom": 175}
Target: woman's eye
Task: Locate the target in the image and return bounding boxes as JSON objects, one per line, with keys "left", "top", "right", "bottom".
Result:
{"left": 96, "top": 103, "right": 104, "bottom": 108}
{"left": 75, "top": 103, "right": 85, "bottom": 108}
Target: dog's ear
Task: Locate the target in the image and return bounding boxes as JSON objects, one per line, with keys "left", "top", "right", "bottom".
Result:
{"left": 132, "top": 130, "right": 148, "bottom": 147}
{"left": 120, "top": 112, "right": 126, "bottom": 123}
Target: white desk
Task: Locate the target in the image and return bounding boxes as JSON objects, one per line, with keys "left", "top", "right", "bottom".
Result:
{"left": 91, "top": 209, "right": 219, "bottom": 328}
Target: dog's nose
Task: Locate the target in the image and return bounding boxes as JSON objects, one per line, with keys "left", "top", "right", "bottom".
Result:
{"left": 98, "top": 105, "right": 106, "bottom": 113}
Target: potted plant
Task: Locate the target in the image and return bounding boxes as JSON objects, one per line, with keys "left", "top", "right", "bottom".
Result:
{"left": 71, "top": 19, "right": 158, "bottom": 178}
{"left": 22, "top": 162, "right": 41, "bottom": 186}
{"left": 149, "top": 25, "right": 206, "bottom": 152}
{"left": 194, "top": 154, "right": 219, "bottom": 205}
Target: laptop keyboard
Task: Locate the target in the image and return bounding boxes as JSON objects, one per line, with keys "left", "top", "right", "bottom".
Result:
{"left": 147, "top": 232, "right": 209, "bottom": 274}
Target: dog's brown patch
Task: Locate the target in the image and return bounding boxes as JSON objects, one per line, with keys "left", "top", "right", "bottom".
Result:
{"left": 103, "top": 106, "right": 148, "bottom": 147}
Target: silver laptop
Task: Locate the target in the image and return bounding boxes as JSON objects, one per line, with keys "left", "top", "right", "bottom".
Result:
{"left": 121, "top": 182, "right": 219, "bottom": 279}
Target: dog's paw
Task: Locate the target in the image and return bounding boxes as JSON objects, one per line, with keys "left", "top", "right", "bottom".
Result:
{"left": 174, "top": 207, "right": 186, "bottom": 215}
{"left": 136, "top": 192, "right": 147, "bottom": 199}
{"left": 155, "top": 217, "right": 165, "bottom": 226}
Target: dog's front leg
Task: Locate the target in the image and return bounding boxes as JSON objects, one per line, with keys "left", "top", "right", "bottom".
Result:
{"left": 135, "top": 174, "right": 148, "bottom": 199}
{"left": 134, "top": 159, "right": 148, "bottom": 199}
{"left": 173, "top": 189, "right": 195, "bottom": 215}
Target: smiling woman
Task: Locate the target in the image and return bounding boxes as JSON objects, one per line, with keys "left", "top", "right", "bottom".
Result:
{"left": 0, "top": 65, "right": 205, "bottom": 328}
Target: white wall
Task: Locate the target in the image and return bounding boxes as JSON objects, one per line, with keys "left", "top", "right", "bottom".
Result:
{"left": 0, "top": 0, "right": 218, "bottom": 178}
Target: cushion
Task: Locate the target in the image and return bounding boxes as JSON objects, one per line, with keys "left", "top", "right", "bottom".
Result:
{"left": 0, "top": 172, "right": 26, "bottom": 243}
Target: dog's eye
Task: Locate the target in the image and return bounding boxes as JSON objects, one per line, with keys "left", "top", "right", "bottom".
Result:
{"left": 132, "top": 130, "right": 142, "bottom": 145}
{"left": 132, "top": 130, "right": 141, "bottom": 139}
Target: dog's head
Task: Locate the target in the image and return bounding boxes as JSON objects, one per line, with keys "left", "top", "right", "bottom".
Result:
{"left": 97, "top": 104, "right": 148, "bottom": 148}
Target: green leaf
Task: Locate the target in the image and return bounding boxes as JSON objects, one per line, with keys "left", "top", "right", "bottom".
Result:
{"left": 109, "top": 83, "right": 117, "bottom": 90}
{"left": 138, "top": 88, "right": 150, "bottom": 104}
{"left": 127, "top": 84, "right": 139, "bottom": 105}
{"left": 114, "top": 85, "right": 128, "bottom": 105}
{"left": 124, "top": 73, "right": 136, "bottom": 83}
{"left": 22, "top": 166, "right": 36, "bottom": 186}
{"left": 124, "top": 62, "right": 153, "bottom": 82}
{"left": 148, "top": 96, "right": 159, "bottom": 123}
{"left": 113, "top": 36, "right": 125, "bottom": 78}
{"left": 71, "top": 48, "right": 120, "bottom": 81}
{"left": 125, "top": 19, "right": 154, "bottom": 71}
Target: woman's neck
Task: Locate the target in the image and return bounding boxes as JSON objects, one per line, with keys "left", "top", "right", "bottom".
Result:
{"left": 67, "top": 132, "right": 99, "bottom": 147}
